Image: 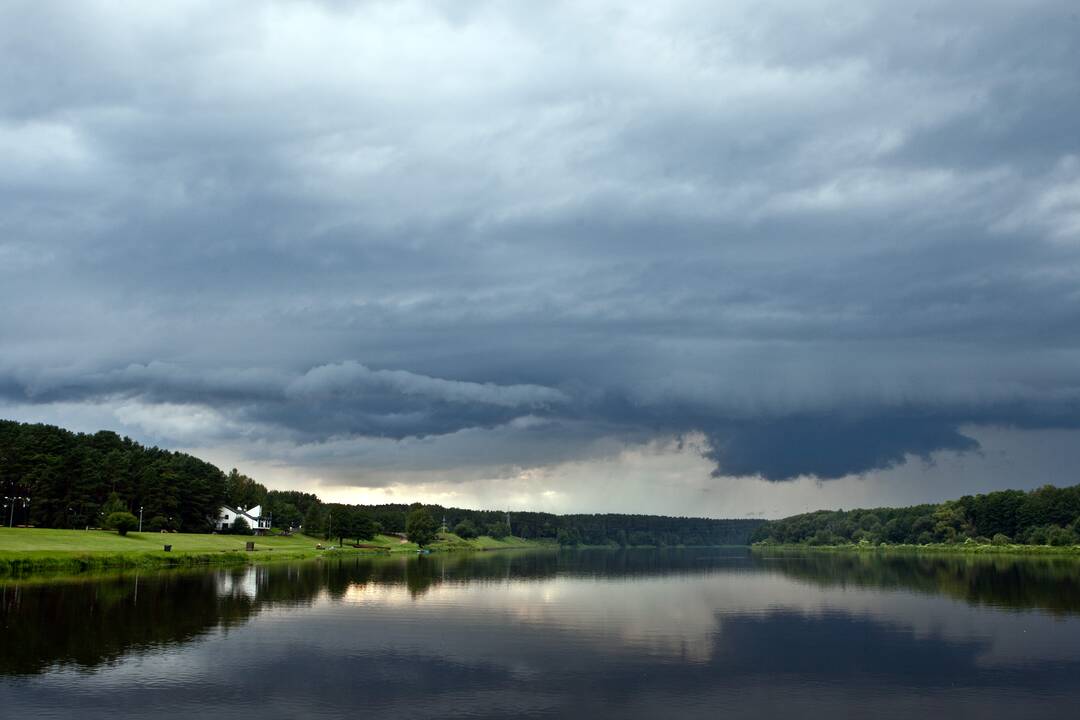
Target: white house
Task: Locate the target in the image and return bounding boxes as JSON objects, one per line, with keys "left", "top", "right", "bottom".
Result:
{"left": 215, "top": 505, "right": 272, "bottom": 534}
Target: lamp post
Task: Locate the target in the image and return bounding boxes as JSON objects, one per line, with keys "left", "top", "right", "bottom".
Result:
{"left": 4, "top": 496, "right": 29, "bottom": 527}
{"left": 139, "top": 506, "right": 144, "bottom": 533}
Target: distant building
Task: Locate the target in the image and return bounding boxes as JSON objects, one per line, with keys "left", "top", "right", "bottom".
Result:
{"left": 215, "top": 505, "right": 272, "bottom": 534}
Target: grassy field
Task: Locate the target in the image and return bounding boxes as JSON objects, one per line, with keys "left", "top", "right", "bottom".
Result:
{"left": 392, "top": 532, "right": 555, "bottom": 553}
{"left": 0, "top": 527, "right": 324, "bottom": 554}
{"left": 0, "top": 527, "right": 329, "bottom": 575}
{"left": 0, "top": 527, "right": 553, "bottom": 576}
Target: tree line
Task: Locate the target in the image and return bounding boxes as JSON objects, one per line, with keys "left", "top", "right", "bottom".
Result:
{"left": 1, "top": 420, "right": 225, "bottom": 532}
{"left": 1, "top": 419, "right": 761, "bottom": 545}
{"left": 750, "top": 483, "right": 1080, "bottom": 547}
{"left": 296, "top": 502, "right": 761, "bottom": 547}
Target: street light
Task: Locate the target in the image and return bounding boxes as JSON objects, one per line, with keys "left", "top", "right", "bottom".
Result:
{"left": 139, "top": 506, "right": 144, "bottom": 533}
{"left": 3, "top": 496, "right": 28, "bottom": 527}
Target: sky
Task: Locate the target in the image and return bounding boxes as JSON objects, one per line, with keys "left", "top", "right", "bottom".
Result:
{"left": 2, "top": 0, "right": 1080, "bottom": 518}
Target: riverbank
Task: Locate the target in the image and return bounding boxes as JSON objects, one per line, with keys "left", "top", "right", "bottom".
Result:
{"left": 751, "top": 541, "right": 1080, "bottom": 556}
{"left": 0, "top": 527, "right": 554, "bottom": 576}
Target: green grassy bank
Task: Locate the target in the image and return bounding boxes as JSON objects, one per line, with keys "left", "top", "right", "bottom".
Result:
{"left": 352, "top": 531, "right": 553, "bottom": 554}
{"left": 0, "top": 528, "right": 328, "bottom": 575}
{"left": 0, "top": 527, "right": 554, "bottom": 577}
{"left": 751, "top": 541, "right": 1080, "bottom": 556}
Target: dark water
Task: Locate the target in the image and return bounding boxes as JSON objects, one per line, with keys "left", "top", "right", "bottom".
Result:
{"left": 3, "top": 549, "right": 1080, "bottom": 719}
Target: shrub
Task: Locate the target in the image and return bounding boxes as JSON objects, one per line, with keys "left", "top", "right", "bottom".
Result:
{"left": 936, "top": 526, "right": 958, "bottom": 544}
{"left": 453, "top": 520, "right": 479, "bottom": 539}
{"left": 105, "top": 511, "right": 139, "bottom": 536}
{"left": 991, "top": 533, "right": 1012, "bottom": 546}
{"left": 231, "top": 516, "right": 252, "bottom": 535}
{"left": 557, "top": 528, "right": 581, "bottom": 546}
{"left": 147, "top": 515, "right": 168, "bottom": 532}
{"left": 405, "top": 507, "right": 438, "bottom": 547}
{"left": 807, "top": 531, "right": 838, "bottom": 546}
{"left": 101, "top": 493, "right": 126, "bottom": 518}
{"left": 486, "top": 521, "right": 510, "bottom": 539}
{"left": 851, "top": 529, "right": 875, "bottom": 544}
{"left": 1047, "top": 526, "right": 1076, "bottom": 547}
{"left": 1027, "top": 526, "right": 1050, "bottom": 545}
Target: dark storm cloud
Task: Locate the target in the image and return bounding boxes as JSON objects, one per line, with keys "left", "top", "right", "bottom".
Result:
{"left": 706, "top": 416, "right": 981, "bottom": 481}
{"left": 2, "top": 0, "right": 1080, "bottom": 482}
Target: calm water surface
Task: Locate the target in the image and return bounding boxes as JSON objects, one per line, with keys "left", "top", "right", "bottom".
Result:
{"left": 3, "top": 548, "right": 1080, "bottom": 719}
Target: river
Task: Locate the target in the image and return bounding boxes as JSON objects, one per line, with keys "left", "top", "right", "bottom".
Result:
{"left": 2, "top": 548, "right": 1079, "bottom": 718}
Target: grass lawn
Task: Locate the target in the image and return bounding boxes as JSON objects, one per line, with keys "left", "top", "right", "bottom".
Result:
{"left": 0, "top": 527, "right": 321, "bottom": 554}
{"left": 438, "top": 533, "right": 555, "bottom": 551}
{"left": 339, "top": 532, "right": 554, "bottom": 553}
{"left": 0, "top": 527, "right": 554, "bottom": 577}
{"left": 0, "top": 527, "right": 333, "bottom": 576}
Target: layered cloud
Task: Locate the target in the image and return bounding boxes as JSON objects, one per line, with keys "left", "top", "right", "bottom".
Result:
{"left": 2, "top": 1, "right": 1080, "bottom": 498}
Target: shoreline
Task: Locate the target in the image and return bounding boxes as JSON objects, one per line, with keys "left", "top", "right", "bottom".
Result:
{"left": 751, "top": 542, "right": 1080, "bottom": 556}
{"left": 0, "top": 527, "right": 761, "bottom": 580}
{"left": 0, "top": 548, "right": 326, "bottom": 577}
{"left": 0, "top": 527, "right": 555, "bottom": 579}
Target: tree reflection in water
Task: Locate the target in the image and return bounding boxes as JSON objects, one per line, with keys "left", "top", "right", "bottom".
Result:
{"left": 3, "top": 548, "right": 1079, "bottom": 676}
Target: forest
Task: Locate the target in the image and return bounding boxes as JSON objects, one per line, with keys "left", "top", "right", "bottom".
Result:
{"left": 299, "top": 504, "right": 761, "bottom": 547}
{"left": 749, "top": 483, "right": 1080, "bottom": 547}
{"left": 0, "top": 420, "right": 761, "bottom": 545}
{"left": 1, "top": 420, "right": 225, "bottom": 532}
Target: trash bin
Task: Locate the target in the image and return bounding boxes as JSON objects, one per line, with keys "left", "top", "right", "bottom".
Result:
{"left": 246, "top": 541, "right": 255, "bottom": 551}
{"left": 163, "top": 544, "right": 172, "bottom": 552}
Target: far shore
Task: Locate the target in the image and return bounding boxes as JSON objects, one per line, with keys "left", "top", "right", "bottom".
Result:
{"left": 751, "top": 542, "right": 1080, "bottom": 556}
